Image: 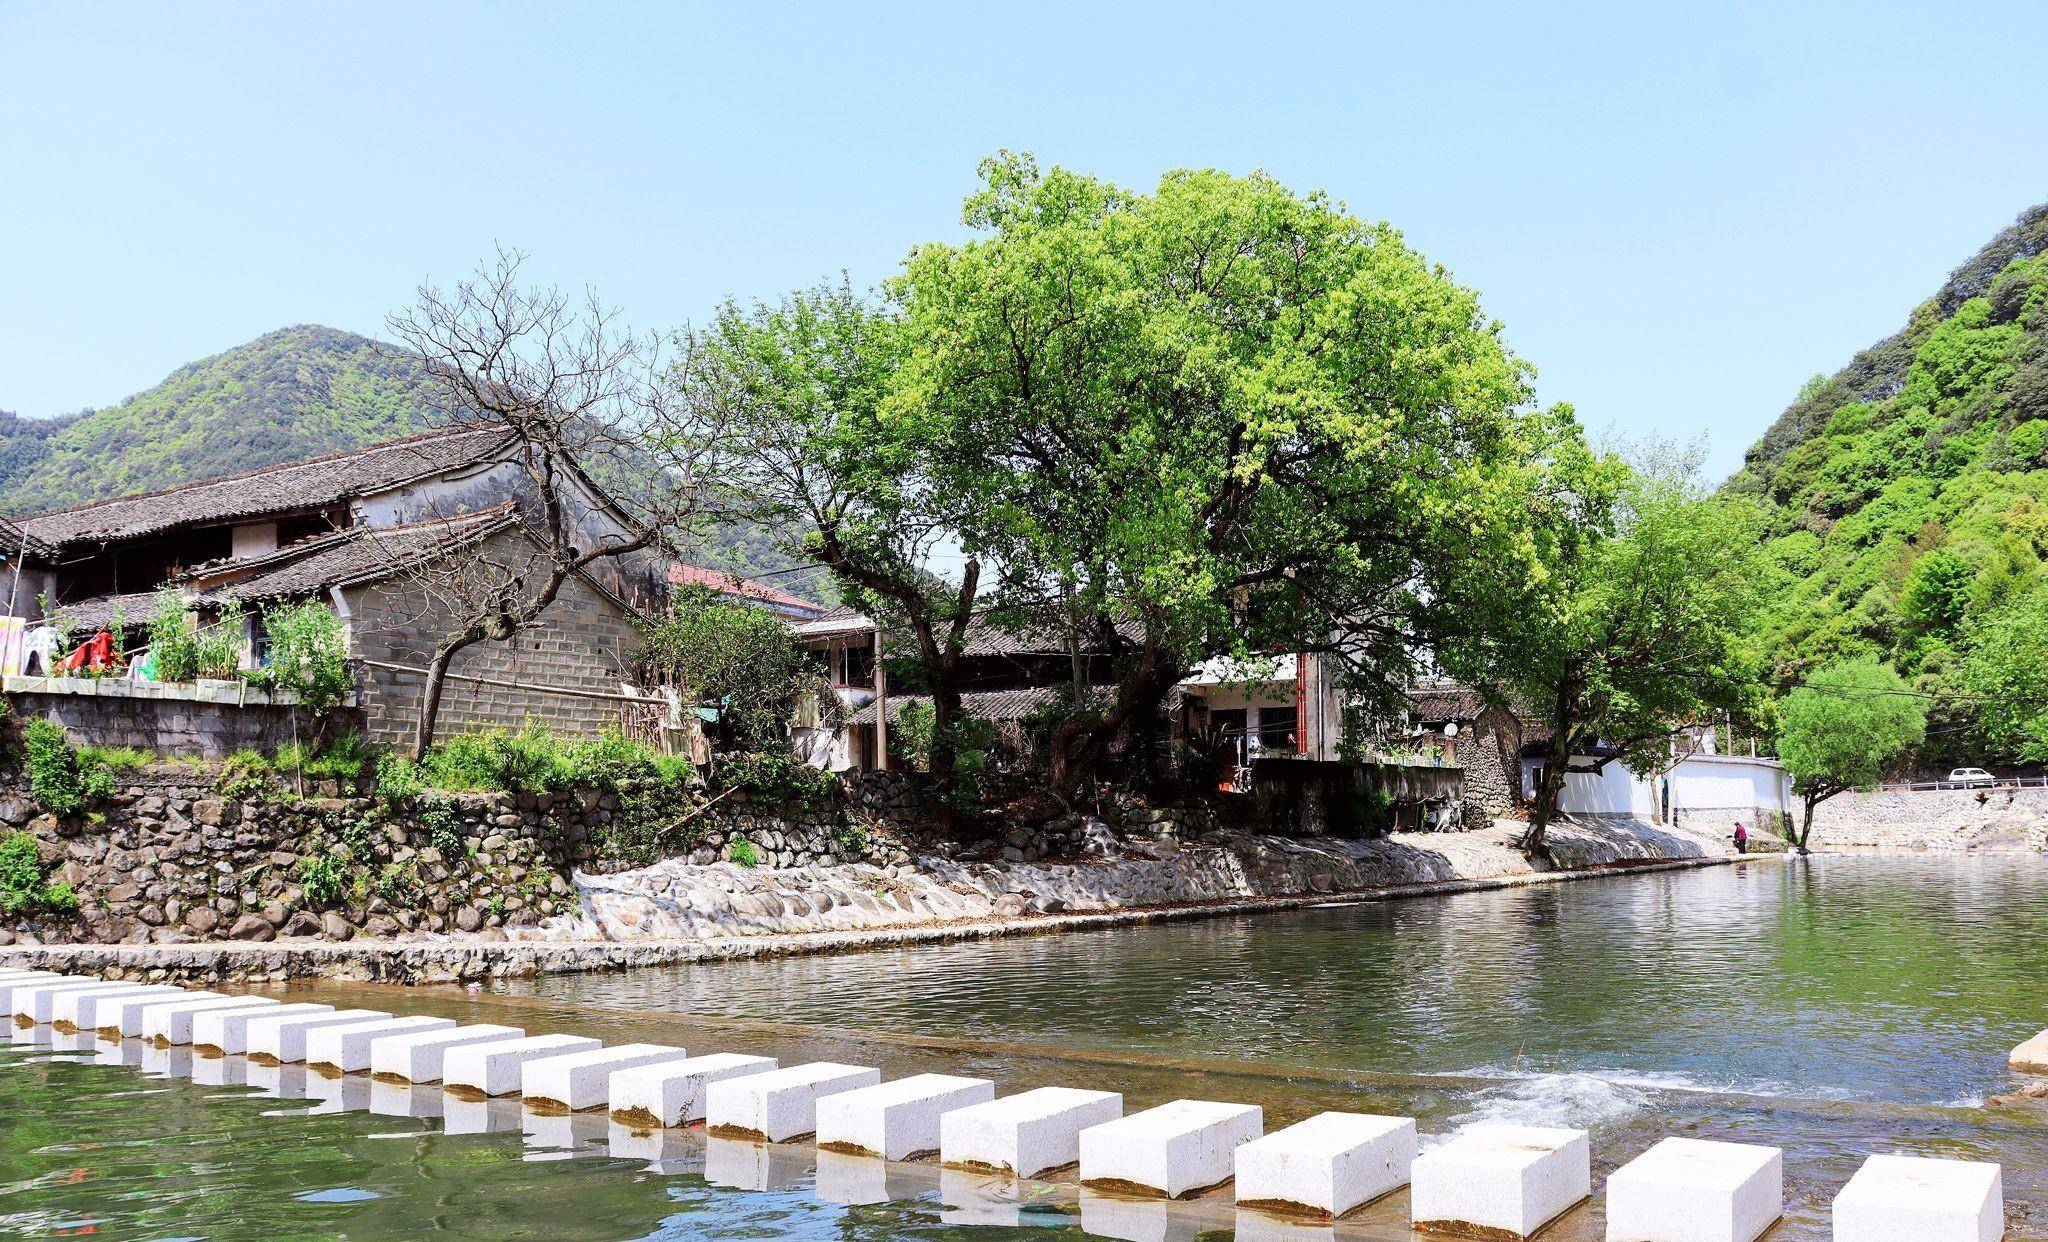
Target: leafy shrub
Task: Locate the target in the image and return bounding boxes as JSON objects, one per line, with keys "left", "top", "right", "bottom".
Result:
{"left": 258, "top": 601, "right": 353, "bottom": 712}
{"left": 418, "top": 802, "right": 469, "bottom": 858}
{"left": 714, "top": 750, "right": 837, "bottom": 809}
{"left": 375, "top": 753, "right": 429, "bottom": 805}
{"left": 272, "top": 730, "right": 371, "bottom": 780}
{"left": 192, "top": 603, "right": 246, "bottom": 679}
{"left": 0, "top": 832, "right": 80, "bottom": 917}
{"left": 726, "top": 834, "right": 759, "bottom": 867}
{"left": 22, "top": 719, "right": 114, "bottom": 815}
{"left": 146, "top": 588, "right": 200, "bottom": 683}
{"left": 417, "top": 726, "right": 690, "bottom": 795}
{"left": 214, "top": 750, "right": 275, "bottom": 800}
{"left": 297, "top": 851, "right": 347, "bottom": 907}
{"left": 2011, "top": 419, "right": 2048, "bottom": 464}
{"left": 637, "top": 585, "right": 816, "bottom": 751}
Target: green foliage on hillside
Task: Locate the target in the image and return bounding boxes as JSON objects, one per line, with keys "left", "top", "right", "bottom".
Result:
{"left": 1735, "top": 204, "right": 2048, "bottom": 769}
{"left": 0, "top": 325, "right": 433, "bottom": 513}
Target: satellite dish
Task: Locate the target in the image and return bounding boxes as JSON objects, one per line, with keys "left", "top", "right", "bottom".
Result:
{"left": 1443, "top": 721, "right": 1460, "bottom": 737}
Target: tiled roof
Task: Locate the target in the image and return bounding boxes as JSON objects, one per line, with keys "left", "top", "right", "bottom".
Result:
{"left": 668, "top": 563, "right": 822, "bottom": 617}
{"left": 206, "top": 510, "right": 518, "bottom": 604}
{"left": 1409, "top": 681, "right": 1486, "bottom": 722}
{"left": 0, "top": 515, "right": 49, "bottom": 562}
{"left": 847, "top": 685, "right": 1083, "bottom": 727}
{"left": 50, "top": 589, "right": 179, "bottom": 632}
{"left": 19, "top": 425, "right": 515, "bottom": 549}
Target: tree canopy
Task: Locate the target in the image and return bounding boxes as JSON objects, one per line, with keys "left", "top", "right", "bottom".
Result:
{"left": 1776, "top": 657, "right": 1928, "bottom": 849}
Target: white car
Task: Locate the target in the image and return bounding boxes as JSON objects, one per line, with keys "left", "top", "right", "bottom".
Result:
{"left": 1947, "top": 767, "right": 1996, "bottom": 787}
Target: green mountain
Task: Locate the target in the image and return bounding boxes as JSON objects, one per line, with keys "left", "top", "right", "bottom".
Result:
{"left": 0, "top": 325, "right": 432, "bottom": 515}
{"left": 1733, "top": 202, "right": 2048, "bottom": 767}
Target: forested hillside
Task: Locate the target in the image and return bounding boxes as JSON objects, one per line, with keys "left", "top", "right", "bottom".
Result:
{"left": 0, "top": 326, "right": 433, "bottom": 513}
{"left": 1731, "top": 202, "right": 2048, "bottom": 768}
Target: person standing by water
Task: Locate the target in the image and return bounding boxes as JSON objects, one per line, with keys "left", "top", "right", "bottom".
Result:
{"left": 1734, "top": 821, "right": 1749, "bottom": 854}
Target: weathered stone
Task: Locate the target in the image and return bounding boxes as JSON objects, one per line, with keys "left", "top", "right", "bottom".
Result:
{"left": 227, "top": 913, "right": 275, "bottom": 942}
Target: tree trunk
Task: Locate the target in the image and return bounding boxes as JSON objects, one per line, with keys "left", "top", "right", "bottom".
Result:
{"left": 1522, "top": 680, "right": 1577, "bottom": 858}
{"left": 1796, "top": 790, "right": 1818, "bottom": 854}
{"left": 411, "top": 645, "right": 461, "bottom": 760}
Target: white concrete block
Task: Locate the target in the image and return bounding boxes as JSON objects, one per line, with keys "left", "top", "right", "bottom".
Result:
{"left": 1832, "top": 1154, "right": 2002, "bottom": 1242}
{"left": 704, "top": 1061, "right": 881, "bottom": 1142}
{"left": 58, "top": 985, "right": 186, "bottom": 1031}
{"left": 818, "top": 1072, "right": 996, "bottom": 1160}
{"left": 0, "top": 975, "right": 82, "bottom": 1013}
{"left": 942, "top": 1086, "right": 1125, "bottom": 1178}
{"left": 11, "top": 979, "right": 122, "bottom": 1023}
{"left": 304, "top": 1015, "right": 456, "bottom": 1073}
{"left": 608, "top": 1051, "right": 777, "bottom": 1126}
{"left": 1606, "top": 1137, "right": 1782, "bottom": 1242}
{"left": 244, "top": 1008, "right": 391, "bottom": 1063}
{"left": 368, "top": 1023, "right": 524, "bottom": 1083}
{"left": 191, "top": 1001, "right": 332, "bottom": 1053}
{"left": 1236, "top": 1111, "right": 1417, "bottom": 1220}
{"left": 2009, "top": 1029, "right": 2048, "bottom": 1075}
{"left": 520, "top": 1043, "right": 689, "bottom": 1111}
{"left": 443, "top": 1033, "right": 601, "bottom": 1097}
{"left": 96, "top": 988, "right": 206, "bottom": 1037}
{"left": 1411, "top": 1124, "right": 1591, "bottom": 1240}
{"left": 1079, "top": 1099, "right": 1264, "bottom": 1199}
{"left": 140, "top": 995, "right": 277, "bottom": 1044}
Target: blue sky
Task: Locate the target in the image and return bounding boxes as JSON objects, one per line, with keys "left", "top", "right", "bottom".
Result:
{"left": 2, "top": 2, "right": 2044, "bottom": 479}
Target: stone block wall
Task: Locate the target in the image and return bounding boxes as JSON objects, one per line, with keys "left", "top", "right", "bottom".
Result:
{"left": 1806, "top": 784, "right": 2048, "bottom": 850}
{"left": 4, "top": 678, "right": 359, "bottom": 759}
{"left": 344, "top": 526, "right": 647, "bottom": 749}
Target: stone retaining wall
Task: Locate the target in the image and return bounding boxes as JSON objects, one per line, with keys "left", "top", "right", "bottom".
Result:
{"left": 4, "top": 676, "right": 360, "bottom": 759}
{"left": 1806, "top": 785, "right": 2048, "bottom": 851}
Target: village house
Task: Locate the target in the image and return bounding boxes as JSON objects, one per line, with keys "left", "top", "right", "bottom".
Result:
{"left": 0, "top": 427, "right": 666, "bottom": 752}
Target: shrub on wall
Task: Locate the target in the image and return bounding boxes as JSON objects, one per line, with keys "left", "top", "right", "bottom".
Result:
{"left": 21, "top": 719, "right": 116, "bottom": 816}
{"left": 146, "top": 588, "right": 201, "bottom": 683}
{"left": 255, "top": 601, "right": 353, "bottom": 712}
{"left": 0, "top": 833, "right": 78, "bottom": 917}
{"left": 714, "top": 750, "right": 837, "bottom": 809}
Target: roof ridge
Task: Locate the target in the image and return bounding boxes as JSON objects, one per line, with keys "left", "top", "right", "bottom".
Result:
{"left": 18, "top": 423, "right": 510, "bottom": 522}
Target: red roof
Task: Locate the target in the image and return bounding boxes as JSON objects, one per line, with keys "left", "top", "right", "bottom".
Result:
{"left": 667, "top": 563, "right": 822, "bottom": 617}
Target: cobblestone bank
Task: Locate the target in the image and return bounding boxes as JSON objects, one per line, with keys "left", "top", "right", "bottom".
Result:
{"left": 1806, "top": 786, "right": 2048, "bottom": 852}
{"left": 548, "top": 814, "right": 1732, "bottom": 942}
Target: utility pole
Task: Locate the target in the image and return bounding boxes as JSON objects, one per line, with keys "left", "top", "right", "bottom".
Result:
{"left": 873, "top": 624, "right": 887, "bottom": 771}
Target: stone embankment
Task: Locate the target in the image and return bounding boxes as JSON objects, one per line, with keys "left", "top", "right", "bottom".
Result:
{"left": 551, "top": 815, "right": 1734, "bottom": 944}
{"left": 1, "top": 814, "right": 1747, "bottom": 985}
{"left": 1807, "top": 785, "right": 2048, "bottom": 853}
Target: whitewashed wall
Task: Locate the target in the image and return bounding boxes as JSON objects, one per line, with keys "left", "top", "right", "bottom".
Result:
{"left": 1524, "top": 753, "right": 1790, "bottom": 818}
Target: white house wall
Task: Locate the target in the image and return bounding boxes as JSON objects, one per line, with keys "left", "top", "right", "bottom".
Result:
{"left": 1524, "top": 753, "right": 1790, "bottom": 822}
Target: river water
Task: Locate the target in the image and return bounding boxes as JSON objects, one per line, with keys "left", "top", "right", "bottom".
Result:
{"left": 2, "top": 855, "right": 2045, "bottom": 1239}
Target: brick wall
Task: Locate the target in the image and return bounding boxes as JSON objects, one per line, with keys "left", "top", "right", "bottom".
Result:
{"left": 4, "top": 682, "right": 359, "bottom": 759}
{"left": 345, "top": 529, "right": 646, "bottom": 748}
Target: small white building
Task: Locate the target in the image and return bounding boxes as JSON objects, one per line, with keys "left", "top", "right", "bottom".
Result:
{"left": 1523, "top": 751, "right": 1792, "bottom": 832}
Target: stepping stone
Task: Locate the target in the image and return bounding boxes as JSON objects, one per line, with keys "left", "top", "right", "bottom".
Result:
{"left": 245, "top": 1008, "right": 393, "bottom": 1063}
{"left": 58, "top": 985, "right": 185, "bottom": 1032}
{"left": 942, "top": 1086, "right": 1125, "bottom": 1178}
{"left": 521, "top": 1043, "right": 691, "bottom": 1111}
{"left": 1411, "top": 1124, "right": 1591, "bottom": 1240}
{"left": 9, "top": 979, "right": 118, "bottom": 1023}
{"left": 609, "top": 1051, "right": 777, "bottom": 1126}
{"left": 2009, "top": 1029, "right": 2048, "bottom": 1074}
{"left": 193, "top": 1002, "right": 332, "bottom": 1054}
{"left": 1606, "top": 1137, "right": 1781, "bottom": 1242}
{"left": 369, "top": 1023, "right": 524, "bottom": 1084}
{"left": 1833, "top": 1154, "right": 2002, "bottom": 1242}
{"left": 443, "top": 1033, "right": 601, "bottom": 1098}
{"left": 817, "top": 1072, "right": 996, "bottom": 1161}
{"left": 141, "top": 995, "right": 277, "bottom": 1044}
{"left": 304, "top": 1015, "right": 456, "bottom": 1073}
{"left": 1079, "top": 1099, "right": 1264, "bottom": 1200}
{"left": 1236, "top": 1111, "right": 1417, "bottom": 1221}
{"left": 705, "top": 1061, "right": 881, "bottom": 1142}
{"left": 99, "top": 988, "right": 208, "bottom": 1038}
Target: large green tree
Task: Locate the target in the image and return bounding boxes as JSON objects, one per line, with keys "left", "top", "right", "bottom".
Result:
{"left": 1961, "top": 585, "right": 2048, "bottom": 762}
{"left": 671, "top": 281, "right": 989, "bottom": 820}
{"left": 1776, "top": 657, "right": 1928, "bottom": 850}
{"left": 1441, "top": 447, "right": 1766, "bottom": 855}
{"left": 890, "top": 153, "right": 1539, "bottom": 795}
